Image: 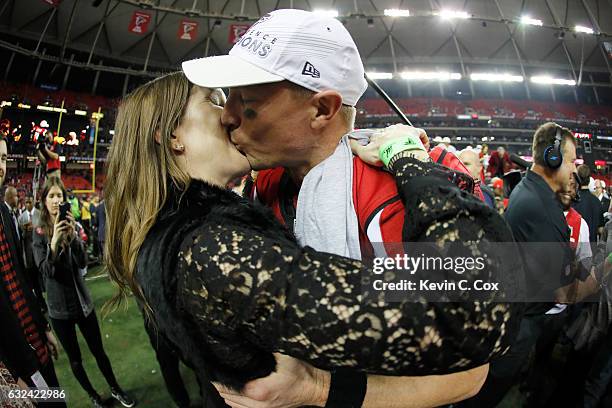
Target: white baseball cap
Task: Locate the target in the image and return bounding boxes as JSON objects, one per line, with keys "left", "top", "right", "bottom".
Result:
{"left": 182, "top": 9, "right": 367, "bottom": 106}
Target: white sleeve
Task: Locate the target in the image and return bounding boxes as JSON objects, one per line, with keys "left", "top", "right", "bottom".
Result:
{"left": 576, "top": 218, "right": 592, "bottom": 262}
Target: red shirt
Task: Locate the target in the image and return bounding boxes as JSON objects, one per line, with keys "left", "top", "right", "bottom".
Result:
{"left": 253, "top": 149, "right": 483, "bottom": 259}
{"left": 565, "top": 207, "right": 582, "bottom": 251}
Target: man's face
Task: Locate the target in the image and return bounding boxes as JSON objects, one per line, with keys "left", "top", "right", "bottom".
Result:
{"left": 0, "top": 140, "right": 6, "bottom": 187}
{"left": 554, "top": 141, "right": 577, "bottom": 193}
{"left": 25, "top": 198, "right": 33, "bottom": 212}
{"left": 557, "top": 174, "right": 577, "bottom": 210}
{"left": 458, "top": 150, "right": 482, "bottom": 181}
{"left": 594, "top": 181, "right": 604, "bottom": 196}
{"left": 5, "top": 187, "right": 17, "bottom": 208}
{"left": 497, "top": 147, "right": 505, "bottom": 156}
{"left": 221, "top": 82, "right": 314, "bottom": 170}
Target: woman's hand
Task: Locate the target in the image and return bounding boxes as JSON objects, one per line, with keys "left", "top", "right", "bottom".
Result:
{"left": 350, "top": 125, "right": 430, "bottom": 167}
{"left": 50, "top": 213, "right": 75, "bottom": 256}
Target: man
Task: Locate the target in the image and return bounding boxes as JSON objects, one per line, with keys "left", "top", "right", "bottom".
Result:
{"left": 3, "top": 185, "right": 20, "bottom": 238}
{"left": 487, "top": 146, "right": 513, "bottom": 178}
{"left": 459, "top": 149, "right": 495, "bottom": 207}
{"left": 594, "top": 179, "right": 610, "bottom": 217}
{"left": 18, "top": 195, "right": 44, "bottom": 308}
{"left": 0, "top": 135, "right": 65, "bottom": 407}
{"left": 461, "top": 122, "right": 577, "bottom": 407}
{"left": 573, "top": 165, "right": 604, "bottom": 246}
{"left": 183, "top": 8, "right": 500, "bottom": 408}
{"left": 37, "top": 131, "right": 61, "bottom": 178}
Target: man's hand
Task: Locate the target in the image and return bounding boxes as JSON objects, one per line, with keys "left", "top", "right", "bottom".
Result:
{"left": 350, "top": 125, "right": 429, "bottom": 167}
{"left": 213, "top": 353, "right": 330, "bottom": 408}
{"left": 46, "top": 330, "right": 59, "bottom": 360}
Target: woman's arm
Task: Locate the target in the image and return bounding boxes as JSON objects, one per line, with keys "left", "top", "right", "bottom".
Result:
{"left": 32, "top": 231, "right": 62, "bottom": 279}
{"left": 69, "top": 228, "right": 87, "bottom": 269}
{"left": 176, "top": 216, "right": 517, "bottom": 379}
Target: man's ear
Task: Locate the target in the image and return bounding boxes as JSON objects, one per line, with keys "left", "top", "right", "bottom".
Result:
{"left": 154, "top": 129, "right": 162, "bottom": 145}
{"left": 310, "top": 90, "right": 343, "bottom": 130}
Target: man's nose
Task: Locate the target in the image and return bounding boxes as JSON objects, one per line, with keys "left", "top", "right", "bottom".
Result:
{"left": 221, "top": 104, "right": 240, "bottom": 134}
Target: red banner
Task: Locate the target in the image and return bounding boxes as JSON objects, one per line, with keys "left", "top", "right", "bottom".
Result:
{"left": 178, "top": 20, "right": 199, "bottom": 41}
{"left": 228, "top": 24, "right": 251, "bottom": 44}
{"left": 128, "top": 11, "right": 152, "bottom": 34}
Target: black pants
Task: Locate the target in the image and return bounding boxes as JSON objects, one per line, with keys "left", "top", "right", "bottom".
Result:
{"left": 144, "top": 318, "right": 191, "bottom": 407}
{"left": 457, "top": 311, "right": 568, "bottom": 408}
{"left": 50, "top": 311, "right": 119, "bottom": 398}
{"left": 24, "top": 359, "right": 67, "bottom": 407}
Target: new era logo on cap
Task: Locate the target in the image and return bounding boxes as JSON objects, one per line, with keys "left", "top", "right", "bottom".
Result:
{"left": 181, "top": 9, "right": 368, "bottom": 106}
{"left": 302, "top": 62, "right": 320, "bottom": 78}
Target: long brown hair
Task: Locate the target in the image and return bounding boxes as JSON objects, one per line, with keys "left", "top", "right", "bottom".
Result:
{"left": 39, "top": 176, "right": 68, "bottom": 238}
{"left": 104, "top": 72, "right": 191, "bottom": 313}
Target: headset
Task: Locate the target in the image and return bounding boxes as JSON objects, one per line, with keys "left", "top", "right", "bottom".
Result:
{"left": 543, "top": 126, "right": 563, "bottom": 169}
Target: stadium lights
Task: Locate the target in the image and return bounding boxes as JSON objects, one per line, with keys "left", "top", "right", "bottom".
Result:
{"left": 1, "top": 101, "right": 11, "bottom": 107}
{"left": 471, "top": 73, "right": 524, "bottom": 82}
{"left": 109, "top": 130, "right": 115, "bottom": 135}
{"left": 401, "top": 71, "right": 462, "bottom": 80}
{"left": 313, "top": 9, "right": 339, "bottom": 18}
{"left": 366, "top": 72, "right": 393, "bottom": 79}
{"left": 438, "top": 10, "right": 470, "bottom": 19}
{"left": 531, "top": 76, "right": 576, "bottom": 86}
{"left": 384, "top": 9, "right": 410, "bottom": 17}
{"left": 574, "top": 25, "right": 594, "bottom": 34}
{"left": 74, "top": 110, "right": 87, "bottom": 116}
{"left": 520, "top": 16, "right": 543, "bottom": 26}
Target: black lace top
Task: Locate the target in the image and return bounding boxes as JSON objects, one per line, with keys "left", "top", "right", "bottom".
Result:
{"left": 137, "top": 157, "right": 523, "bottom": 392}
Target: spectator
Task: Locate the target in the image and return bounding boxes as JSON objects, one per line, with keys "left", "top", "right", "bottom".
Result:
{"left": 488, "top": 146, "right": 513, "bottom": 178}
{"left": 18, "top": 194, "right": 45, "bottom": 309}
{"left": 3, "top": 186, "right": 20, "bottom": 236}
{"left": 32, "top": 177, "right": 134, "bottom": 408}
{"left": 461, "top": 122, "right": 577, "bottom": 407}
{"left": 594, "top": 179, "right": 610, "bottom": 216}
{"left": 37, "top": 131, "right": 61, "bottom": 179}
{"left": 573, "top": 165, "right": 605, "bottom": 247}
{"left": 0, "top": 134, "right": 65, "bottom": 407}
{"left": 459, "top": 149, "right": 494, "bottom": 208}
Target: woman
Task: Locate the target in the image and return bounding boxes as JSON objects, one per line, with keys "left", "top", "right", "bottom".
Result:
{"left": 105, "top": 72, "right": 522, "bottom": 405}
{"left": 32, "top": 177, "right": 134, "bottom": 408}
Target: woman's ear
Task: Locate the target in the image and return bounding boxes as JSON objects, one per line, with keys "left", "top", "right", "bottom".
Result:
{"left": 156, "top": 129, "right": 185, "bottom": 153}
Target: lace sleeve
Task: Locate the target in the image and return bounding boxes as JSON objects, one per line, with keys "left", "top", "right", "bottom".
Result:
{"left": 175, "top": 208, "right": 521, "bottom": 389}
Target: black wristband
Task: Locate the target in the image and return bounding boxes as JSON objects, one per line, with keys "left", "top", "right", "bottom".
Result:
{"left": 325, "top": 368, "right": 367, "bottom": 408}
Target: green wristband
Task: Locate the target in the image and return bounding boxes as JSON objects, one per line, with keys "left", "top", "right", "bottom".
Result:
{"left": 379, "top": 135, "right": 425, "bottom": 167}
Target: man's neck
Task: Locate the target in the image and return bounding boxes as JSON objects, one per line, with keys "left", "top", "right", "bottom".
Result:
{"left": 530, "top": 164, "right": 559, "bottom": 193}
{"left": 285, "top": 127, "right": 351, "bottom": 186}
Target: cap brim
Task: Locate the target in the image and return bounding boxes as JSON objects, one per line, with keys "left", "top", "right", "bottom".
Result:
{"left": 182, "top": 55, "right": 284, "bottom": 89}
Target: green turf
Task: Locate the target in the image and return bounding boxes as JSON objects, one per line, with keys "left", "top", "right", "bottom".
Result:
{"left": 51, "top": 266, "right": 201, "bottom": 407}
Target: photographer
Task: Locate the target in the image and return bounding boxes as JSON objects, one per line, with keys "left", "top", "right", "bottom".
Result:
{"left": 36, "top": 131, "right": 61, "bottom": 179}
{"left": 32, "top": 177, "right": 134, "bottom": 408}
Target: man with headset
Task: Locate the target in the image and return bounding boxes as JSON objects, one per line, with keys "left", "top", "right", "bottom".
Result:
{"left": 460, "top": 122, "right": 578, "bottom": 407}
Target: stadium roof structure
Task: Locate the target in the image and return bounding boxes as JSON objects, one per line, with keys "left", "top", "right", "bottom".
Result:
{"left": 0, "top": 0, "right": 611, "bottom": 96}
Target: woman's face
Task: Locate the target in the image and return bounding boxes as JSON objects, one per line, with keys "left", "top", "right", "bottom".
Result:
{"left": 45, "top": 186, "right": 64, "bottom": 218}
{"left": 173, "top": 86, "right": 250, "bottom": 184}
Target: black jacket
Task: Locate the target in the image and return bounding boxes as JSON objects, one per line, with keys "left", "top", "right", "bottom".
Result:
{"left": 0, "top": 202, "right": 49, "bottom": 380}
{"left": 32, "top": 225, "right": 92, "bottom": 320}
{"left": 136, "top": 158, "right": 523, "bottom": 404}
{"left": 573, "top": 187, "right": 605, "bottom": 243}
